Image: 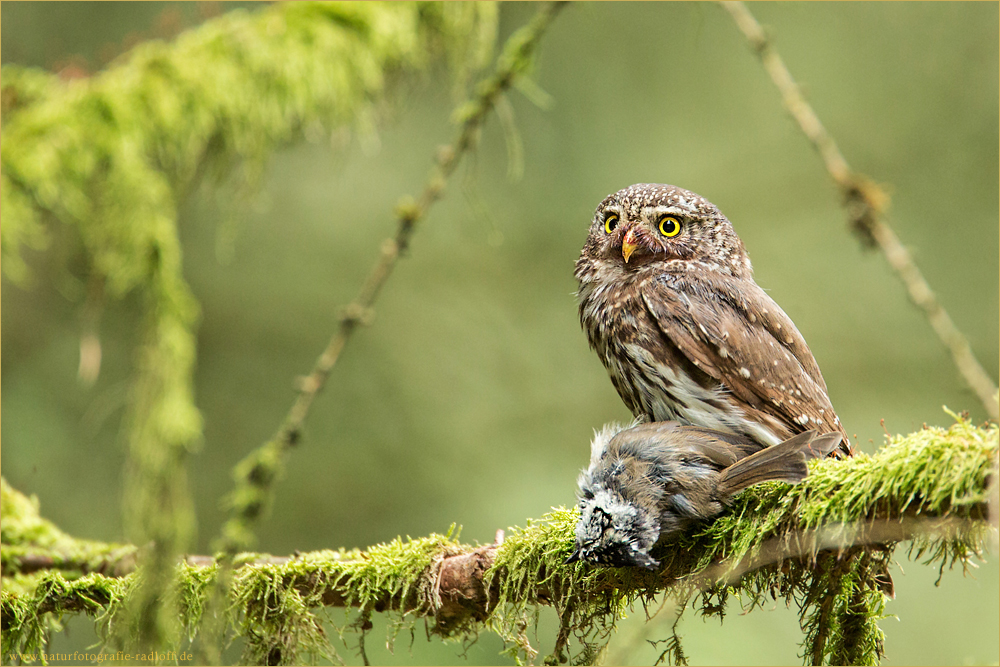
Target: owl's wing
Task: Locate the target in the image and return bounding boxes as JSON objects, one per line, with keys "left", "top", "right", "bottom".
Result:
{"left": 641, "top": 272, "right": 848, "bottom": 447}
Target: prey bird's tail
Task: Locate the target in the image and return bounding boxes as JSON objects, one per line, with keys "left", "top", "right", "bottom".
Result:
{"left": 716, "top": 431, "right": 842, "bottom": 497}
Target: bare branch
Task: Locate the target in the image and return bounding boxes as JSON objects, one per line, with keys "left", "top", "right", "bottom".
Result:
{"left": 720, "top": 1, "right": 998, "bottom": 420}
{"left": 213, "top": 0, "right": 568, "bottom": 562}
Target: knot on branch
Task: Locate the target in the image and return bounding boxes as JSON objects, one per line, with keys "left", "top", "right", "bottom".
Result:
{"left": 435, "top": 145, "right": 456, "bottom": 172}
{"left": 747, "top": 26, "right": 770, "bottom": 55}
{"left": 339, "top": 303, "right": 375, "bottom": 328}
{"left": 842, "top": 176, "right": 891, "bottom": 247}
{"left": 393, "top": 199, "right": 421, "bottom": 227}
{"left": 424, "top": 176, "right": 447, "bottom": 206}
{"left": 426, "top": 545, "right": 499, "bottom": 633}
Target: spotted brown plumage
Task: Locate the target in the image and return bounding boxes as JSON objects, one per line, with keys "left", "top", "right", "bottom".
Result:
{"left": 575, "top": 184, "right": 852, "bottom": 457}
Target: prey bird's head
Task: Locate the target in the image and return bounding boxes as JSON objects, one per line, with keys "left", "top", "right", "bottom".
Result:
{"left": 567, "top": 485, "right": 661, "bottom": 570}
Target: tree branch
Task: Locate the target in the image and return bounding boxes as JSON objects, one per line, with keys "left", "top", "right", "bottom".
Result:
{"left": 4, "top": 416, "right": 995, "bottom": 665}
{"left": 720, "top": 1, "right": 999, "bottom": 420}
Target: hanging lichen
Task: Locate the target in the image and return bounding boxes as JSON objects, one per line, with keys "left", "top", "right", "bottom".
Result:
{"left": 2, "top": 1, "right": 499, "bottom": 655}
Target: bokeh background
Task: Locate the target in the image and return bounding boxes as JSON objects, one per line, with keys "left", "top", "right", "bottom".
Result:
{"left": 2, "top": 2, "right": 997, "bottom": 665}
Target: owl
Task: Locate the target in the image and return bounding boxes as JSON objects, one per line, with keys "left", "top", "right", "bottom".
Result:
{"left": 575, "top": 184, "right": 852, "bottom": 457}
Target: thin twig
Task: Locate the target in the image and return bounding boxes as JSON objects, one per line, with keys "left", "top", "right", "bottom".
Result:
{"left": 278, "top": 1, "right": 567, "bottom": 454}
{"left": 191, "top": 2, "right": 565, "bottom": 664}
{"left": 720, "top": 1, "right": 998, "bottom": 420}
{"left": 192, "top": 7, "right": 567, "bottom": 662}
{"left": 217, "top": 0, "right": 566, "bottom": 558}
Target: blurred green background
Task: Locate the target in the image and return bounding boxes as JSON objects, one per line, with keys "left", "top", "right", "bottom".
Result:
{"left": 2, "top": 2, "right": 997, "bottom": 665}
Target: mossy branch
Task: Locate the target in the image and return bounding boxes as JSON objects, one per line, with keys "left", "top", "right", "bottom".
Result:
{"left": 4, "top": 417, "right": 996, "bottom": 665}
{"left": 720, "top": 1, "right": 999, "bottom": 420}
{"left": 0, "top": 479, "right": 139, "bottom": 585}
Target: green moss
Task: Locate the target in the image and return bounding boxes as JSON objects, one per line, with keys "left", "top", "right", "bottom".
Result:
{"left": 483, "top": 509, "right": 630, "bottom": 664}
{"left": 2, "top": 572, "right": 129, "bottom": 662}
{"left": 689, "top": 412, "right": 996, "bottom": 579}
{"left": 1, "top": 478, "right": 63, "bottom": 547}
{"left": 2, "top": 418, "right": 994, "bottom": 665}
{"left": 1, "top": 478, "right": 138, "bottom": 580}
{"left": 234, "top": 562, "right": 336, "bottom": 666}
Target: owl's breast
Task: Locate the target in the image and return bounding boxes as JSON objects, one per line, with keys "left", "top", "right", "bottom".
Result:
{"left": 578, "top": 275, "right": 758, "bottom": 437}
{"left": 578, "top": 277, "right": 684, "bottom": 417}
{"left": 578, "top": 281, "right": 647, "bottom": 350}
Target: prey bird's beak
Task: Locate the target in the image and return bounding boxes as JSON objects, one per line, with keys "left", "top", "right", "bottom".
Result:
{"left": 621, "top": 228, "right": 638, "bottom": 264}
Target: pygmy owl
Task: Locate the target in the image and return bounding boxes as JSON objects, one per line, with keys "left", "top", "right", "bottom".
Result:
{"left": 575, "top": 184, "right": 852, "bottom": 457}
{"left": 568, "top": 421, "right": 842, "bottom": 569}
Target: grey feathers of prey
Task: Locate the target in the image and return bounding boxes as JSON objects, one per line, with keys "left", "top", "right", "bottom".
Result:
{"left": 569, "top": 421, "right": 842, "bottom": 569}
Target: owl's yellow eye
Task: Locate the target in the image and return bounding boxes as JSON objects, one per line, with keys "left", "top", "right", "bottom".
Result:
{"left": 658, "top": 215, "right": 681, "bottom": 238}
{"left": 604, "top": 213, "right": 619, "bottom": 234}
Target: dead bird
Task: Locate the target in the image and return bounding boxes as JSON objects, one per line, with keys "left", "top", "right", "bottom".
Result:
{"left": 568, "top": 421, "right": 842, "bottom": 569}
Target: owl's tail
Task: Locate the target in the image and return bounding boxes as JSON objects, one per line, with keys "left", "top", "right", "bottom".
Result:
{"left": 716, "top": 430, "right": 842, "bottom": 496}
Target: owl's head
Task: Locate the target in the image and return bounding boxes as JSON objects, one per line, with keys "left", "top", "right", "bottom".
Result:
{"left": 577, "top": 184, "right": 753, "bottom": 280}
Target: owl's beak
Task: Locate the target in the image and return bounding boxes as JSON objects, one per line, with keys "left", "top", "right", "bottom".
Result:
{"left": 621, "top": 228, "right": 639, "bottom": 263}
